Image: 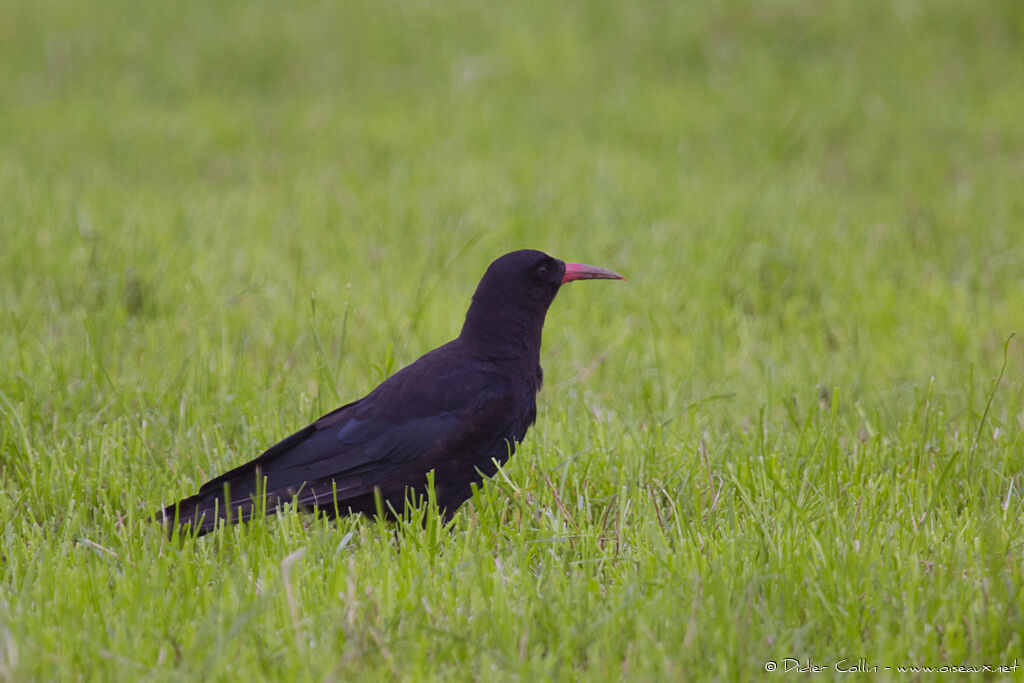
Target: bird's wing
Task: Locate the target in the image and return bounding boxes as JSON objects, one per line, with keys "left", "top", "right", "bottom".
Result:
{"left": 191, "top": 405, "right": 461, "bottom": 503}
{"left": 167, "top": 377, "right": 519, "bottom": 532}
{"left": 163, "top": 341, "right": 526, "bottom": 533}
{"left": 165, "top": 407, "right": 466, "bottom": 533}
{"left": 286, "top": 384, "right": 522, "bottom": 512}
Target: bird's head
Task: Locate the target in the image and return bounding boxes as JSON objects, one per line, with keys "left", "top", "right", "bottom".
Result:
{"left": 461, "top": 249, "right": 624, "bottom": 353}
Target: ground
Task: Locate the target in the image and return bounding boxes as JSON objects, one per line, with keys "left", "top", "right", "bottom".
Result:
{"left": 1, "top": 0, "right": 1023, "bottom": 680}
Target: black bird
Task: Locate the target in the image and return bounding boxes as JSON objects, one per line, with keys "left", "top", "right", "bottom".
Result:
{"left": 161, "top": 249, "right": 623, "bottom": 535}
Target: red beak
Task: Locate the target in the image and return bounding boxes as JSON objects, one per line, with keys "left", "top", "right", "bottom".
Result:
{"left": 561, "top": 262, "right": 626, "bottom": 284}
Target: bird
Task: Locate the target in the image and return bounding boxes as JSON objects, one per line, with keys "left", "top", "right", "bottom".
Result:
{"left": 159, "top": 249, "right": 624, "bottom": 535}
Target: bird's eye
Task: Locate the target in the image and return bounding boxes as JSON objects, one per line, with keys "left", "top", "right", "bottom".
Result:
{"left": 536, "top": 265, "right": 548, "bottom": 276}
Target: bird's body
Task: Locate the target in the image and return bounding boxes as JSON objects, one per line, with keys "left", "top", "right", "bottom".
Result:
{"left": 162, "top": 250, "right": 622, "bottom": 535}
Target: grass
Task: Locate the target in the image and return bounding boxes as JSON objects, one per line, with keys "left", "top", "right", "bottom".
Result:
{"left": 2, "top": 0, "right": 1023, "bottom": 679}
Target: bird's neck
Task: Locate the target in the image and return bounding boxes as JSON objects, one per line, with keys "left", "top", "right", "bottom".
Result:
{"left": 459, "top": 298, "right": 547, "bottom": 364}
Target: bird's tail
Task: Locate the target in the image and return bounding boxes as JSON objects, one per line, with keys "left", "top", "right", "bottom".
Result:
{"left": 156, "top": 483, "right": 280, "bottom": 537}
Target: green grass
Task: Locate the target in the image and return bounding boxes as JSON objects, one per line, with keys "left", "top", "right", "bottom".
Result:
{"left": 2, "top": 0, "right": 1024, "bottom": 679}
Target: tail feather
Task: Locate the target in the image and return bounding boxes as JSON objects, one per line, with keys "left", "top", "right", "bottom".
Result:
{"left": 157, "top": 473, "right": 397, "bottom": 536}
{"left": 158, "top": 482, "right": 281, "bottom": 537}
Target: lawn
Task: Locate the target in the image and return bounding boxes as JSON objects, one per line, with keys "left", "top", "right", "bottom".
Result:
{"left": 2, "top": 0, "right": 1023, "bottom": 680}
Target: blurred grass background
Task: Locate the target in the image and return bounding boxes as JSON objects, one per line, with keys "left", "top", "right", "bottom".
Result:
{"left": 2, "top": 0, "right": 1023, "bottom": 680}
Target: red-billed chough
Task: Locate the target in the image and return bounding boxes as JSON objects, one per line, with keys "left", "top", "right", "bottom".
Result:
{"left": 160, "top": 249, "right": 623, "bottom": 535}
